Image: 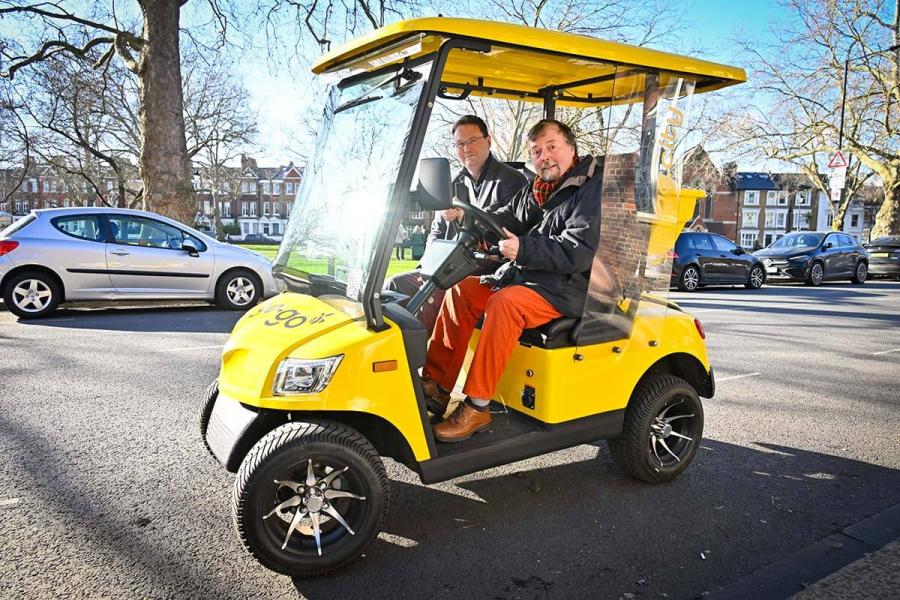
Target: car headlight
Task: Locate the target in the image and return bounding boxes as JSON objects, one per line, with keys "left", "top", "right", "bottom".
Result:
{"left": 273, "top": 356, "right": 343, "bottom": 395}
{"left": 789, "top": 255, "right": 810, "bottom": 263}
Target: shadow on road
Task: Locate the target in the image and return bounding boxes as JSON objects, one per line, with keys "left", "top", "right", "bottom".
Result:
{"left": 10, "top": 304, "right": 244, "bottom": 334}
{"left": 287, "top": 440, "right": 900, "bottom": 599}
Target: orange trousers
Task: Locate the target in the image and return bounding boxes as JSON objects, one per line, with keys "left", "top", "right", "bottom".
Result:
{"left": 423, "top": 276, "right": 562, "bottom": 400}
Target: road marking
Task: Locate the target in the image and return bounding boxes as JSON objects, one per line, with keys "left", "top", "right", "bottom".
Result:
{"left": 160, "top": 345, "right": 223, "bottom": 353}
{"left": 717, "top": 372, "right": 761, "bottom": 383}
{"left": 871, "top": 348, "right": 900, "bottom": 356}
{"left": 377, "top": 532, "right": 418, "bottom": 547}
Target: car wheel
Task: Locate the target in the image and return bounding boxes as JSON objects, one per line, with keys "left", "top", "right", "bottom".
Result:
{"left": 199, "top": 379, "right": 218, "bottom": 457}
{"left": 745, "top": 265, "right": 765, "bottom": 289}
{"left": 607, "top": 374, "right": 704, "bottom": 483}
{"left": 677, "top": 265, "right": 701, "bottom": 292}
{"left": 805, "top": 261, "right": 824, "bottom": 286}
{"left": 233, "top": 420, "right": 389, "bottom": 578}
{"left": 851, "top": 261, "right": 867, "bottom": 285}
{"left": 216, "top": 269, "right": 261, "bottom": 310}
{"left": 2, "top": 271, "right": 61, "bottom": 319}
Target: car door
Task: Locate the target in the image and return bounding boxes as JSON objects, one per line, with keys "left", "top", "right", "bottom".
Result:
{"left": 819, "top": 233, "right": 844, "bottom": 278}
{"left": 690, "top": 234, "right": 721, "bottom": 281}
{"left": 105, "top": 214, "right": 215, "bottom": 295}
{"left": 710, "top": 234, "right": 748, "bottom": 282}
{"left": 48, "top": 214, "right": 114, "bottom": 298}
{"left": 838, "top": 234, "right": 860, "bottom": 275}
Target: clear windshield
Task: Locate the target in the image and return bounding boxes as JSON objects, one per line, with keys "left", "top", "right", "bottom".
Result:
{"left": 273, "top": 61, "right": 432, "bottom": 311}
{"left": 771, "top": 233, "right": 824, "bottom": 249}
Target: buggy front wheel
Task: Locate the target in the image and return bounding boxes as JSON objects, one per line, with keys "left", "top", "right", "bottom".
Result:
{"left": 233, "top": 421, "right": 389, "bottom": 577}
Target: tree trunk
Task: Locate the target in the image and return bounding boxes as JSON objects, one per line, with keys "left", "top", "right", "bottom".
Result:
{"left": 871, "top": 178, "right": 900, "bottom": 238}
{"left": 137, "top": 0, "right": 193, "bottom": 223}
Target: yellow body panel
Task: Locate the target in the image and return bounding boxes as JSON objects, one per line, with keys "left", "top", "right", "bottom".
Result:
{"left": 468, "top": 304, "right": 709, "bottom": 424}
{"left": 312, "top": 17, "right": 746, "bottom": 103}
{"left": 218, "top": 294, "right": 432, "bottom": 461}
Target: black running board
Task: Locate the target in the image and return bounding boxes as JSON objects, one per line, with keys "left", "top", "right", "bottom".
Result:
{"left": 416, "top": 409, "right": 625, "bottom": 484}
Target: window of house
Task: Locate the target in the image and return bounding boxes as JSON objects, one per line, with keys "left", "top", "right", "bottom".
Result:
{"left": 263, "top": 201, "right": 270, "bottom": 215}
{"left": 250, "top": 202, "right": 257, "bottom": 216}
{"left": 274, "top": 182, "right": 282, "bottom": 195}
{"left": 764, "top": 232, "right": 775, "bottom": 246}
{"left": 241, "top": 222, "right": 248, "bottom": 235}
{"left": 775, "top": 211, "right": 787, "bottom": 228}
{"left": 744, "top": 190, "right": 759, "bottom": 206}
{"left": 285, "top": 202, "right": 293, "bottom": 214}
{"left": 241, "top": 202, "right": 248, "bottom": 216}
{"left": 740, "top": 231, "right": 758, "bottom": 248}
{"left": 766, "top": 191, "right": 775, "bottom": 204}
{"left": 263, "top": 223, "right": 270, "bottom": 235}
{"left": 241, "top": 181, "right": 249, "bottom": 193}
{"left": 765, "top": 210, "right": 776, "bottom": 228}
{"left": 286, "top": 182, "right": 294, "bottom": 194}
{"left": 795, "top": 210, "right": 811, "bottom": 230}
{"left": 795, "top": 191, "right": 811, "bottom": 206}
{"left": 273, "top": 203, "right": 279, "bottom": 216}
{"left": 262, "top": 181, "right": 270, "bottom": 194}
{"left": 224, "top": 203, "right": 231, "bottom": 217}
{"left": 271, "top": 222, "right": 279, "bottom": 235}
{"left": 850, "top": 213, "right": 860, "bottom": 227}
{"left": 204, "top": 200, "right": 211, "bottom": 214}
{"left": 30, "top": 179, "right": 38, "bottom": 192}
{"left": 742, "top": 209, "right": 758, "bottom": 227}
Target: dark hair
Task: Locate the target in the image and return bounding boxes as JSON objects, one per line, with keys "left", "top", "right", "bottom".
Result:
{"left": 527, "top": 119, "right": 577, "bottom": 155}
{"left": 452, "top": 114, "right": 488, "bottom": 137}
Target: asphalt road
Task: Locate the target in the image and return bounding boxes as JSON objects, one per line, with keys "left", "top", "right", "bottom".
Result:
{"left": 1, "top": 281, "right": 899, "bottom": 600}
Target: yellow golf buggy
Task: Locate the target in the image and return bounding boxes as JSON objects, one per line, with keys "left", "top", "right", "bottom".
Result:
{"left": 200, "top": 17, "right": 745, "bottom": 577}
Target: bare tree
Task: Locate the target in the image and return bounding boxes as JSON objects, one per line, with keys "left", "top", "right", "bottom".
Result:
{"left": 715, "top": 0, "right": 898, "bottom": 234}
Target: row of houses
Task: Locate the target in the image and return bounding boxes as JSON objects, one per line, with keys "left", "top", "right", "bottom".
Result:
{"left": 684, "top": 148, "right": 883, "bottom": 248}
{"left": 2, "top": 152, "right": 884, "bottom": 247}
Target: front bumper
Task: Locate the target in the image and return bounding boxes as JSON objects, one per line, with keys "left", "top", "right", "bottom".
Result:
{"left": 761, "top": 260, "right": 807, "bottom": 281}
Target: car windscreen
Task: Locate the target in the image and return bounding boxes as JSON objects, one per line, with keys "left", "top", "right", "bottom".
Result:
{"left": 1, "top": 214, "right": 36, "bottom": 237}
{"left": 771, "top": 233, "right": 824, "bottom": 248}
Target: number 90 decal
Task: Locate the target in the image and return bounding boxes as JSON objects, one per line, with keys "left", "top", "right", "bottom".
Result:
{"left": 245, "top": 303, "right": 335, "bottom": 329}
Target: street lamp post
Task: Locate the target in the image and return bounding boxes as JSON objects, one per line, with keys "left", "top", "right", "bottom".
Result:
{"left": 834, "top": 43, "right": 900, "bottom": 231}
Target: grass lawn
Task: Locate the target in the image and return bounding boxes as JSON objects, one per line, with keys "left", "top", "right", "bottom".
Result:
{"left": 236, "top": 244, "right": 419, "bottom": 278}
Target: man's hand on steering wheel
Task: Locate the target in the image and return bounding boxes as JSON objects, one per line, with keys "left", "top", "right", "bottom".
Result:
{"left": 498, "top": 228, "right": 519, "bottom": 261}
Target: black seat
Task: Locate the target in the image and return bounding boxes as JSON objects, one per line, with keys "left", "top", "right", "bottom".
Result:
{"left": 518, "top": 317, "right": 580, "bottom": 349}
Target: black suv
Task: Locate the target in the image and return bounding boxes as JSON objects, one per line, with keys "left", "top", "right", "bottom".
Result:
{"left": 671, "top": 231, "right": 766, "bottom": 292}
{"left": 753, "top": 231, "right": 868, "bottom": 285}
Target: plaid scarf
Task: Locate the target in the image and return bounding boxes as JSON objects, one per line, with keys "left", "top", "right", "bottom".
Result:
{"left": 532, "top": 156, "right": 580, "bottom": 207}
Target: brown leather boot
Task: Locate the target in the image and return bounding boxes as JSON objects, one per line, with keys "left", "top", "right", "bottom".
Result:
{"left": 433, "top": 399, "right": 492, "bottom": 442}
{"left": 421, "top": 376, "right": 451, "bottom": 417}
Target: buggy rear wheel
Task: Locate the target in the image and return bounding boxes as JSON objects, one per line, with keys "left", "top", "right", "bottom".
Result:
{"left": 608, "top": 375, "right": 704, "bottom": 483}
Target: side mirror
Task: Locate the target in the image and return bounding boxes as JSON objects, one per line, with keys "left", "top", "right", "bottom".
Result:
{"left": 823, "top": 242, "right": 833, "bottom": 249}
{"left": 732, "top": 247, "right": 744, "bottom": 255}
{"left": 412, "top": 158, "right": 452, "bottom": 210}
{"left": 182, "top": 239, "right": 199, "bottom": 256}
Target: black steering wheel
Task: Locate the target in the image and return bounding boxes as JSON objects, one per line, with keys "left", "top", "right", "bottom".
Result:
{"left": 452, "top": 198, "right": 507, "bottom": 240}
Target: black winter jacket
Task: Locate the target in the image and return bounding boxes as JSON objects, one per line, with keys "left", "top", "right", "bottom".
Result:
{"left": 428, "top": 153, "right": 528, "bottom": 244}
{"left": 487, "top": 155, "right": 602, "bottom": 318}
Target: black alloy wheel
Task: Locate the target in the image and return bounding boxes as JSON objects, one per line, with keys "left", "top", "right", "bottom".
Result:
{"left": 806, "top": 261, "right": 824, "bottom": 286}
{"left": 608, "top": 375, "right": 704, "bottom": 483}
{"left": 677, "top": 265, "right": 701, "bottom": 292}
{"left": 746, "top": 265, "right": 765, "bottom": 289}
{"left": 233, "top": 421, "right": 388, "bottom": 577}
{"left": 851, "top": 261, "right": 868, "bottom": 285}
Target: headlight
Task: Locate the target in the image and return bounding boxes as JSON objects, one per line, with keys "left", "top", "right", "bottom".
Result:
{"left": 273, "top": 356, "right": 343, "bottom": 395}
{"left": 789, "top": 255, "right": 810, "bottom": 263}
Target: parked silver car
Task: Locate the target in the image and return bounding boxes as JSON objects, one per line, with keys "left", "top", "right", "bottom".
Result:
{"left": 0, "top": 208, "right": 278, "bottom": 318}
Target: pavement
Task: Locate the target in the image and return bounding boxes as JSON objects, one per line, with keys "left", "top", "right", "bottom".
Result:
{"left": 1, "top": 280, "right": 898, "bottom": 599}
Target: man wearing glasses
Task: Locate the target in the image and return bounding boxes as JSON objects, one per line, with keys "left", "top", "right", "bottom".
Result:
{"left": 386, "top": 114, "right": 527, "bottom": 332}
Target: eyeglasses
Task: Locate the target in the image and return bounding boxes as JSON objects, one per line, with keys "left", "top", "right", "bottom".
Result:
{"left": 454, "top": 136, "right": 485, "bottom": 150}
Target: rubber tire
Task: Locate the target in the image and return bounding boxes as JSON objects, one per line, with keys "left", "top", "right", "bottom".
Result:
{"left": 805, "top": 261, "right": 824, "bottom": 286}
{"left": 215, "top": 269, "right": 262, "bottom": 310}
{"left": 745, "top": 265, "right": 765, "bottom": 289}
{"left": 851, "top": 261, "right": 867, "bottom": 285}
{"left": 199, "top": 379, "right": 218, "bottom": 457}
{"left": 607, "top": 374, "right": 704, "bottom": 483}
{"left": 2, "top": 270, "right": 62, "bottom": 319}
{"left": 677, "top": 265, "right": 701, "bottom": 292}
{"left": 233, "top": 420, "right": 389, "bottom": 578}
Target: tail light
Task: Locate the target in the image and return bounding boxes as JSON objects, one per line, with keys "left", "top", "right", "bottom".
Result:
{"left": 0, "top": 240, "right": 19, "bottom": 256}
{"left": 694, "top": 318, "right": 706, "bottom": 339}
{"left": 667, "top": 250, "right": 679, "bottom": 260}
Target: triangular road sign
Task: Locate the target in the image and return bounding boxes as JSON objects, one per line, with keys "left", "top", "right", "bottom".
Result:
{"left": 828, "top": 150, "right": 848, "bottom": 169}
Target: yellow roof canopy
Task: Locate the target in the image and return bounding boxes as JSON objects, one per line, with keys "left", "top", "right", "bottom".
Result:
{"left": 312, "top": 18, "right": 746, "bottom": 106}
